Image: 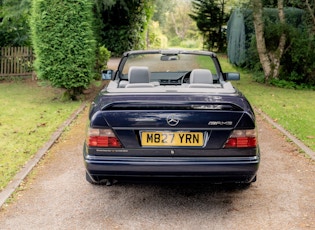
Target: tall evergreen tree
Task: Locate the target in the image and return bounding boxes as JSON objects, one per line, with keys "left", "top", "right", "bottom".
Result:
{"left": 30, "top": 0, "right": 96, "bottom": 99}
{"left": 190, "top": 0, "right": 228, "bottom": 51}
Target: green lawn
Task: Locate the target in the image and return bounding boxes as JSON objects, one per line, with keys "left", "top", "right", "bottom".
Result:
{"left": 0, "top": 81, "right": 81, "bottom": 191}
{"left": 219, "top": 55, "right": 315, "bottom": 152}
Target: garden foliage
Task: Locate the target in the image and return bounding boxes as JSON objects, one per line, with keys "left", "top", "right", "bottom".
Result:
{"left": 227, "top": 8, "right": 315, "bottom": 88}
{"left": 95, "top": 46, "right": 111, "bottom": 74}
{"left": 190, "top": 0, "right": 229, "bottom": 52}
{"left": 0, "top": 0, "right": 32, "bottom": 47}
{"left": 98, "top": 0, "right": 154, "bottom": 56}
{"left": 30, "top": 0, "right": 96, "bottom": 98}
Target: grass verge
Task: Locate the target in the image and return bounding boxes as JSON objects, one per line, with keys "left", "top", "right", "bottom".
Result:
{"left": 219, "top": 55, "right": 315, "bottom": 152}
{"left": 0, "top": 80, "right": 81, "bottom": 191}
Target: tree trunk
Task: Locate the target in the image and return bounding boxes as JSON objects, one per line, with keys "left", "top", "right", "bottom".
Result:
{"left": 252, "top": 0, "right": 272, "bottom": 80}
{"left": 272, "top": 0, "right": 286, "bottom": 79}
{"left": 252, "top": 0, "right": 287, "bottom": 82}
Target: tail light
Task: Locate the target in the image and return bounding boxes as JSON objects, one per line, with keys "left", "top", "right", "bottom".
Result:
{"left": 224, "top": 129, "right": 257, "bottom": 148}
{"left": 87, "top": 128, "right": 122, "bottom": 148}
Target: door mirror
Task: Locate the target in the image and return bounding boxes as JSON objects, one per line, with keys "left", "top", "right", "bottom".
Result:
{"left": 225, "top": 72, "right": 240, "bottom": 81}
{"left": 101, "top": 70, "right": 114, "bottom": 80}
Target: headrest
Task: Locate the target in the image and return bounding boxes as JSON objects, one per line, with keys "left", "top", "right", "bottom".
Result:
{"left": 190, "top": 69, "right": 213, "bottom": 84}
{"left": 128, "top": 66, "right": 150, "bottom": 83}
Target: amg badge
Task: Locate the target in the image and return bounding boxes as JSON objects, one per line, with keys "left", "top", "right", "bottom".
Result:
{"left": 208, "top": 121, "right": 233, "bottom": 126}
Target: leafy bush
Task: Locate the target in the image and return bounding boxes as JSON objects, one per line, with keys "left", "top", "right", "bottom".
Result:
{"left": 269, "top": 79, "right": 297, "bottom": 89}
{"left": 95, "top": 46, "right": 111, "bottom": 78}
{"left": 269, "top": 79, "right": 315, "bottom": 90}
{"left": 252, "top": 71, "right": 266, "bottom": 84}
{"left": 101, "top": 1, "right": 154, "bottom": 56}
{"left": 30, "top": 0, "right": 97, "bottom": 99}
{"left": 180, "top": 39, "right": 202, "bottom": 49}
{"left": 232, "top": 7, "right": 314, "bottom": 88}
{"left": 0, "top": 0, "right": 32, "bottom": 47}
{"left": 280, "top": 29, "right": 315, "bottom": 86}
{"left": 147, "top": 21, "right": 168, "bottom": 49}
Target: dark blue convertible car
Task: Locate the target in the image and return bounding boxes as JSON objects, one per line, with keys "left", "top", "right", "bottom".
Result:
{"left": 83, "top": 50, "right": 260, "bottom": 186}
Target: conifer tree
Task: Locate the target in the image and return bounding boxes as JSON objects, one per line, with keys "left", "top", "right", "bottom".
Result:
{"left": 30, "top": 0, "right": 96, "bottom": 100}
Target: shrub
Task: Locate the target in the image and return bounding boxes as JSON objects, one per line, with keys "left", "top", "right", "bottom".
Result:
{"left": 280, "top": 29, "right": 315, "bottom": 86}
{"left": 30, "top": 0, "right": 97, "bottom": 99}
{"left": 229, "top": 8, "right": 314, "bottom": 88}
{"left": 147, "top": 21, "right": 168, "bottom": 49}
{"left": 101, "top": 1, "right": 154, "bottom": 56}
{"left": 95, "top": 46, "right": 111, "bottom": 78}
{"left": 180, "top": 39, "right": 202, "bottom": 49}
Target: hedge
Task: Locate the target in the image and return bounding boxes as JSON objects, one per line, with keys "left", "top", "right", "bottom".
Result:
{"left": 30, "top": 0, "right": 97, "bottom": 98}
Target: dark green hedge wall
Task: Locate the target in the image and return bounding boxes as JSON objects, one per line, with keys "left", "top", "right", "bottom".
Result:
{"left": 30, "top": 0, "right": 96, "bottom": 96}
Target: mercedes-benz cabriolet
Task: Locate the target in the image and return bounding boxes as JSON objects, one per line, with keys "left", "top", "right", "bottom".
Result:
{"left": 83, "top": 50, "right": 260, "bottom": 186}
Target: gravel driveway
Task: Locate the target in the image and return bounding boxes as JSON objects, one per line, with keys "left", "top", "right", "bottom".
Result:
{"left": 0, "top": 59, "right": 314, "bottom": 229}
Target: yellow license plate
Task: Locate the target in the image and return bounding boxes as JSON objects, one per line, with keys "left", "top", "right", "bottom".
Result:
{"left": 141, "top": 131, "right": 204, "bottom": 147}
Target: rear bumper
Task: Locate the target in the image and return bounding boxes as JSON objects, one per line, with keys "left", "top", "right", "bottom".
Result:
{"left": 84, "top": 154, "right": 260, "bottom": 183}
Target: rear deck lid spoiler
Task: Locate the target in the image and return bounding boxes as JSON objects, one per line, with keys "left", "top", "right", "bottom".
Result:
{"left": 101, "top": 102, "right": 243, "bottom": 111}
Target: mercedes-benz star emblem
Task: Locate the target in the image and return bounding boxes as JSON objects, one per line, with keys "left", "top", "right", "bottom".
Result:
{"left": 166, "top": 115, "right": 180, "bottom": 126}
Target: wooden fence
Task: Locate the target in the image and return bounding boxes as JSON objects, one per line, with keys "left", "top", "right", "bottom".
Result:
{"left": 0, "top": 47, "right": 34, "bottom": 78}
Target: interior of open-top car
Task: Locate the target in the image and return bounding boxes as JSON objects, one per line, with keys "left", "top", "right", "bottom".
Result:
{"left": 117, "top": 66, "right": 222, "bottom": 88}
{"left": 105, "top": 66, "right": 237, "bottom": 93}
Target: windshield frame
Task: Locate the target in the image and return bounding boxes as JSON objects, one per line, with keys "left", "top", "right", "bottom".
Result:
{"left": 114, "top": 50, "right": 224, "bottom": 82}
